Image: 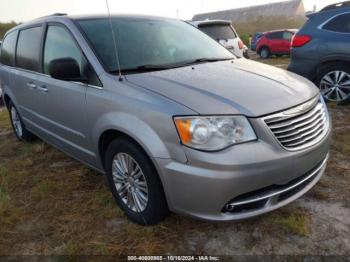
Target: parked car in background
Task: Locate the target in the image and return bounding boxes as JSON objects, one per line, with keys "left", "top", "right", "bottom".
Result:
{"left": 257, "top": 29, "right": 297, "bottom": 59}
{"left": 0, "top": 14, "right": 331, "bottom": 225}
{"left": 191, "top": 20, "right": 249, "bottom": 58}
{"left": 250, "top": 32, "right": 263, "bottom": 51}
{"left": 288, "top": 1, "right": 350, "bottom": 105}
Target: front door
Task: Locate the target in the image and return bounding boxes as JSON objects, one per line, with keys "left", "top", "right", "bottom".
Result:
{"left": 36, "top": 24, "right": 100, "bottom": 163}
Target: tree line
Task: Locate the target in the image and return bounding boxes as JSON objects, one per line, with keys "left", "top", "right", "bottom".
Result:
{"left": 0, "top": 22, "right": 18, "bottom": 39}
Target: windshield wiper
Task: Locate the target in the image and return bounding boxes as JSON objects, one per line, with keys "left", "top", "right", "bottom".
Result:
{"left": 109, "top": 57, "right": 234, "bottom": 74}
{"left": 110, "top": 64, "right": 179, "bottom": 74}
{"left": 184, "top": 57, "right": 234, "bottom": 66}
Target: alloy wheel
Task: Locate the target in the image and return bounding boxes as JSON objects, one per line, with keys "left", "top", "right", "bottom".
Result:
{"left": 112, "top": 153, "right": 149, "bottom": 213}
{"left": 320, "top": 70, "right": 350, "bottom": 102}
{"left": 11, "top": 106, "right": 23, "bottom": 137}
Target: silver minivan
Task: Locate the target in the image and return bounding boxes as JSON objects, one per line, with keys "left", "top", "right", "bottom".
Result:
{"left": 0, "top": 14, "right": 331, "bottom": 225}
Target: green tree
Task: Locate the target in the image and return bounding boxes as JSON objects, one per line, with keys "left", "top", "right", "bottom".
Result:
{"left": 0, "top": 21, "right": 18, "bottom": 39}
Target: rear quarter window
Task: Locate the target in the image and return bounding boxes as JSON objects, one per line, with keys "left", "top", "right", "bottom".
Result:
{"left": 0, "top": 31, "right": 18, "bottom": 66}
{"left": 323, "top": 13, "right": 350, "bottom": 33}
{"left": 16, "top": 26, "right": 42, "bottom": 72}
{"left": 199, "top": 24, "right": 237, "bottom": 40}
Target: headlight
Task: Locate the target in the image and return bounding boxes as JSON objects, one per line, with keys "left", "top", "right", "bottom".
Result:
{"left": 174, "top": 116, "right": 257, "bottom": 151}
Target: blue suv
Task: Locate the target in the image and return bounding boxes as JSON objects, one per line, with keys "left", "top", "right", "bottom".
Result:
{"left": 288, "top": 1, "right": 350, "bottom": 104}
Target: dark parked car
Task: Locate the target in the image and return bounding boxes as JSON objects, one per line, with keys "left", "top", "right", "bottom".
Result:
{"left": 250, "top": 32, "right": 263, "bottom": 51}
{"left": 288, "top": 1, "right": 350, "bottom": 104}
{"left": 257, "top": 29, "right": 297, "bottom": 59}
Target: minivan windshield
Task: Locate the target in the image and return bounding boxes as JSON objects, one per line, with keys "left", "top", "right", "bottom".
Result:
{"left": 76, "top": 17, "right": 234, "bottom": 73}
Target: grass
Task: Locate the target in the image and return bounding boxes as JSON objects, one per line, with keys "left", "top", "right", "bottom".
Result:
{"left": 266, "top": 209, "right": 311, "bottom": 236}
{"left": 0, "top": 57, "right": 349, "bottom": 256}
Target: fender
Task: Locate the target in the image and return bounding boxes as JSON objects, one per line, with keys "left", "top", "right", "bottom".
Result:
{"left": 92, "top": 111, "right": 187, "bottom": 163}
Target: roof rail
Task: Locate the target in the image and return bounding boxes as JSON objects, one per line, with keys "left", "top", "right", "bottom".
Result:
{"left": 320, "top": 1, "right": 350, "bottom": 12}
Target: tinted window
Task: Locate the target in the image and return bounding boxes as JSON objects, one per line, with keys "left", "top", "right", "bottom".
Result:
{"left": 44, "top": 25, "right": 101, "bottom": 86}
{"left": 0, "top": 31, "right": 18, "bottom": 66}
{"left": 267, "top": 32, "right": 283, "bottom": 39}
{"left": 283, "top": 32, "right": 294, "bottom": 40}
{"left": 199, "top": 24, "right": 237, "bottom": 40}
{"left": 77, "top": 18, "right": 233, "bottom": 73}
{"left": 16, "top": 26, "right": 42, "bottom": 71}
{"left": 323, "top": 13, "right": 350, "bottom": 33}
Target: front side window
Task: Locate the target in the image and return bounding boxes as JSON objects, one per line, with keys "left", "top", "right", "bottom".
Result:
{"left": 323, "top": 13, "right": 350, "bottom": 33}
{"left": 43, "top": 25, "right": 85, "bottom": 75}
{"left": 0, "top": 31, "right": 18, "bottom": 66}
{"left": 199, "top": 24, "right": 237, "bottom": 40}
{"left": 267, "top": 32, "right": 283, "bottom": 40}
{"left": 77, "top": 18, "right": 233, "bottom": 73}
{"left": 16, "top": 26, "right": 42, "bottom": 71}
{"left": 43, "top": 25, "right": 101, "bottom": 86}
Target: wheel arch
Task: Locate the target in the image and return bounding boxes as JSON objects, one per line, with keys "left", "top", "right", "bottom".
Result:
{"left": 3, "top": 94, "right": 11, "bottom": 109}
{"left": 317, "top": 59, "right": 350, "bottom": 72}
{"left": 315, "top": 59, "right": 350, "bottom": 82}
{"left": 98, "top": 129, "right": 151, "bottom": 170}
{"left": 93, "top": 112, "right": 174, "bottom": 170}
{"left": 97, "top": 127, "right": 174, "bottom": 209}
{"left": 257, "top": 45, "right": 270, "bottom": 54}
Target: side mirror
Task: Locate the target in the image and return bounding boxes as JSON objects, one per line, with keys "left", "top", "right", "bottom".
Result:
{"left": 49, "top": 58, "right": 86, "bottom": 82}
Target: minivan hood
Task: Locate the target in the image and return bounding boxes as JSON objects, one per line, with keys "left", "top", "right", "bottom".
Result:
{"left": 126, "top": 59, "right": 319, "bottom": 117}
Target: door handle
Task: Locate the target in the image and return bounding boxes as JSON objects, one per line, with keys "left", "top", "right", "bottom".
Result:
{"left": 26, "top": 82, "right": 37, "bottom": 89}
{"left": 37, "top": 85, "right": 48, "bottom": 93}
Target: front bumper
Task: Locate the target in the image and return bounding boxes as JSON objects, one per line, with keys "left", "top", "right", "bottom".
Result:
{"left": 154, "top": 119, "right": 331, "bottom": 221}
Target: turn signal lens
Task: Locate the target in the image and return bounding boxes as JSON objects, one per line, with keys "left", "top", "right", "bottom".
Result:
{"left": 174, "top": 118, "right": 192, "bottom": 144}
{"left": 238, "top": 40, "right": 244, "bottom": 49}
{"left": 174, "top": 116, "right": 257, "bottom": 151}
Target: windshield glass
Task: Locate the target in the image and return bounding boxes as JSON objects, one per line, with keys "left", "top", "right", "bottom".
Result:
{"left": 76, "top": 17, "right": 234, "bottom": 73}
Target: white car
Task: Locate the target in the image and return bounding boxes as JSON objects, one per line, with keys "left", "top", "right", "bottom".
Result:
{"left": 190, "top": 20, "right": 249, "bottom": 58}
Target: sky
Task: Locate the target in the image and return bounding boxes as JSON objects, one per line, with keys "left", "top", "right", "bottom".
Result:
{"left": 0, "top": 0, "right": 341, "bottom": 23}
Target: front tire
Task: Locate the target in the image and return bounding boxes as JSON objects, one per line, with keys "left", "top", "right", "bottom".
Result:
{"left": 316, "top": 64, "right": 350, "bottom": 105}
{"left": 105, "top": 138, "right": 169, "bottom": 225}
{"left": 8, "top": 101, "right": 36, "bottom": 141}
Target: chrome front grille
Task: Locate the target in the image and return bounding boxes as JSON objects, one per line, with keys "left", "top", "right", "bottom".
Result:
{"left": 264, "top": 97, "right": 329, "bottom": 150}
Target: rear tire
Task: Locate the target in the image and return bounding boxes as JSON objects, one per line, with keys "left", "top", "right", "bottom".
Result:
{"left": 316, "top": 63, "right": 350, "bottom": 105}
{"left": 8, "top": 101, "right": 36, "bottom": 141}
{"left": 260, "top": 47, "right": 270, "bottom": 59}
{"left": 105, "top": 138, "right": 169, "bottom": 225}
